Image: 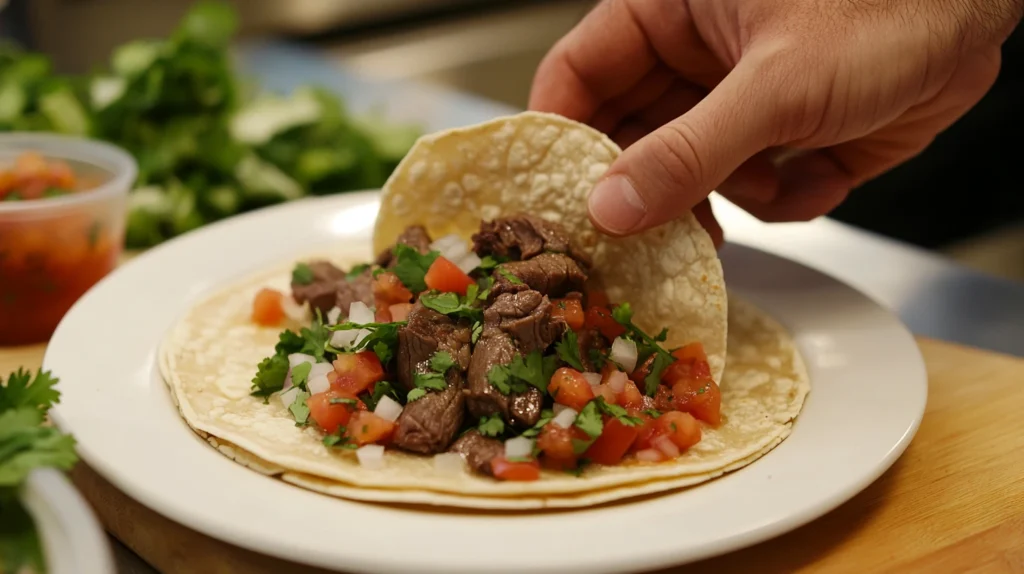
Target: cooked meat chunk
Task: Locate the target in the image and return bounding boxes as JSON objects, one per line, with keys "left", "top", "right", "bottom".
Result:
{"left": 334, "top": 267, "right": 374, "bottom": 317}
{"left": 291, "top": 261, "right": 373, "bottom": 317}
{"left": 473, "top": 213, "right": 591, "bottom": 268}
{"left": 466, "top": 291, "right": 565, "bottom": 429}
{"left": 577, "top": 327, "right": 608, "bottom": 372}
{"left": 375, "top": 225, "right": 433, "bottom": 267}
{"left": 491, "top": 253, "right": 588, "bottom": 299}
{"left": 392, "top": 303, "right": 472, "bottom": 454}
{"left": 448, "top": 430, "right": 504, "bottom": 476}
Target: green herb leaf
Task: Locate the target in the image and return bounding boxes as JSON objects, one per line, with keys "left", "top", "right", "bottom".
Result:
{"left": 477, "top": 414, "right": 505, "bottom": 438}
{"left": 520, "top": 409, "right": 555, "bottom": 438}
{"left": 571, "top": 437, "right": 596, "bottom": 456}
{"left": 250, "top": 354, "right": 289, "bottom": 398}
{"left": 496, "top": 266, "right": 523, "bottom": 285}
{"left": 406, "top": 388, "right": 427, "bottom": 402}
{"left": 609, "top": 303, "right": 677, "bottom": 396}
{"left": 420, "top": 291, "right": 483, "bottom": 322}
{"left": 574, "top": 401, "right": 603, "bottom": 439}
{"left": 594, "top": 397, "right": 642, "bottom": 426}
{"left": 0, "top": 408, "right": 78, "bottom": 487}
{"left": 642, "top": 409, "right": 662, "bottom": 418}
{"left": 275, "top": 329, "right": 305, "bottom": 356}
{"left": 291, "top": 262, "right": 314, "bottom": 285}
{"left": 588, "top": 348, "right": 607, "bottom": 370}
{"left": 290, "top": 362, "right": 312, "bottom": 390}
{"left": 323, "top": 428, "right": 358, "bottom": 449}
{"left": 392, "top": 244, "right": 439, "bottom": 293}
{"left": 486, "top": 351, "right": 558, "bottom": 395}
{"left": 478, "top": 255, "right": 507, "bottom": 270}
{"left": 346, "top": 263, "right": 371, "bottom": 281}
{"left": 611, "top": 302, "right": 634, "bottom": 325}
{"left": 555, "top": 330, "right": 584, "bottom": 371}
{"left": 465, "top": 283, "right": 479, "bottom": 302}
{"left": 329, "top": 397, "right": 358, "bottom": 405}
{"left": 288, "top": 390, "right": 311, "bottom": 425}
{"left": 644, "top": 352, "right": 674, "bottom": 396}
{"left": 471, "top": 321, "right": 483, "bottom": 344}
{"left": 331, "top": 320, "right": 403, "bottom": 364}
{"left": 0, "top": 368, "right": 60, "bottom": 412}
{"left": 412, "top": 372, "right": 446, "bottom": 391}
{"left": 430, "top": 351, "right": 456, "bottom": 374}
{"left": 362, "top": 381, "right": 403, "bottom": 412}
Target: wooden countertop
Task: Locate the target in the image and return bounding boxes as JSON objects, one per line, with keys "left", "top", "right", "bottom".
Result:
{"left": 2, "top": 336, "right": 1022, "bottom": 574}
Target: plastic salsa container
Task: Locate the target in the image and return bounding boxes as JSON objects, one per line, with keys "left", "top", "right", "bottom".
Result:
{"left": 0, "top": 133, "right": 136, "bottom": 345}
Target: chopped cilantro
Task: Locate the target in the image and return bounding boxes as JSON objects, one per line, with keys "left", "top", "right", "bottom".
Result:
{"left": 697, "top": 385, "right": 707, "bottom": 395}
{"left": 471, "top": 321, "right": 483, "bottom": 344}
{"left": 323, "top": 429, "right": 358, "bottom": 449}
{"left": 610, "top": 303, "right": 676, "bottom": 396}
{"left": 642, "top": 409, "right": 662, "bottom": 418}
{"left": 571, "top": 438, "right": 595, "bottom": 456}
{"left": 413, "top": 372, "right": 446, "bottom": 391}
{"left": 644, "top": 353, "right": 674, "bottom": 397}
{"left": 486, "top": 351, "right": 557, "bottom": 395}
{"left": 346, "top": 263, "right": 371, "bottom": 280}
{"left": 594, "top": 397, "right": 642, "bottom": 426}
{"left": 250, "top": 355, "right": 289, "bottom": 398}
{"left": 291, "top": 262, "right": 314, "bottom": 285}
{"left": 0, "top": 368, "right": 60, "bottom": 412}
{"left": 431, "top": 351, "right": 456, "bottom": 374}
{"left": 298, "top": 315, "right": 332, "bottom": 362}
{"left": 328, "top": 397, "right": 358, "bottom": 405}
{"left": 420, "top": 291, "right": 482, "bottom": 322}
{"left": 496, "top": 266, "right": 523, "bottom": 285}
{"left": 274, "top": 329, "right": 304, "bottom": 356}
{"left": 555, "top": 330, "right": 584, "bottom": 370}
{"left": 465, "top": 283, "right": 479, "bottom": 302}
{"left": 290, "top": 362, "right": 312, "bottom": 390}
{"left": 574, "top": 401, "right": 604, "bottom": 439}
{"left": 477, "top": 414, "right": 505, "bottom": 438}
{"left": 407, "top": 350, "right": 455, "bottom": 400}
{"left": 478, "top": 255, "right": 507, "bottom": 270}
{"left": 330, "top": 320, "right": 403, "bottom": 364}
{"left": 362, "top": 381, "right": 403, "bottom": 411}
{"left": 392, "top": 244, "right": 439, "bottom": 293}
{"left": 288, "top": 390, "right": 311, "bottom": 425}
{"left": 406, "top": 388, "right": 427, "bottom": 402}
{"left": 372, "top": 267, "right": 386, "bottom": 278}
{"left": 520, "top": 409, "right": 554, "bottom": 438}
{"left": 588, "top": 348, "right": 607, "bottom": 370}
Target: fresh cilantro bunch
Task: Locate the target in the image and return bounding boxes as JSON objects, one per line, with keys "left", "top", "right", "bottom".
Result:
{"left": 0, "top": 368, "right": 79, "bottom": 574}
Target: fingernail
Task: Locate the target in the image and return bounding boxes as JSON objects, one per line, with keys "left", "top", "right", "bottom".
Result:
{"left": 588, "top": 175, "right": 646, "bottom": 234}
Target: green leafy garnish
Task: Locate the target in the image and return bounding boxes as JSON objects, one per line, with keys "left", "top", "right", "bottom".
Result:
{"left": 412, "top": 372, "right": 446, "bottom": 392}
{"left": 291, "top": 262, "right": 314, "bottom": 285}
{"left": 290, "top": 362, "right": 312, "bottom": 390}
{"left": 644, "top": 353, "right": 674, "bottom": 397}
{"left": 430, "top": 351, "right": 456, "bottom": 373}
{"left": 555, "top": 330, "right": 584, "bottom": 371}
{"left": 274, "top": 329, "right": 305, "bottom": 355}
{"left": 642, "top": 409, "right": 662, "bottom": 418}
{"left": 496, "top": 266, "right": 523, "bottom": 285}
{"left": 573, "top": 401, "right": 604, "bottom": 439}
{"left": 346, "top": 263, "right": 371, "bottom": 280}
{"left": 406, "top": 388, "right": 427, "bottom": 402}
{"left": 477, "top": 255, "right": 507, "bottom": 270}
{"left": 520, "top": 409, "right": 555, "bottom": 438}
{"left": 477, "top": 414, "right": 505, "bottom": 438}
{"left": 594, "top": 397, "right": 642, "bottom": 426}
{"left": 420, "top": 291, "right": 483, "bottom": 322}
{"left": 330, "top": 320, "right": 404, "bottom": 364}
{"left": 250, "top": 355, "right": 289, "bottom": 398}
{"left": 329, "top": 397, "right": 358, "bottom": 405}
{"left": 610, "top": 303, "right": 675, "bottom": 396}
{"left": 323, "top": 429, "right": 358, "bottom": 449}
{"left": 588, "top": 348, "right": 608, "bottom": 370}
{"left": 0, "top": 368, "right": 60, "bottom": 413}
{"left": 288, "top": 390, "right": 311, "bottom": 426}
{"left": 486, "top": 351, "right": 558, "bottom": 395}
{"left": 408, "top": 350, "right": 455, "bottom": 401}
{"left": 471, "top": 321, "right": 483, "bottom": 344}
{"left": 362, "top": 381, "right": 403, "bottom": 411}
{"left": 392, "top": 244, "right": 439, "bottom": 293}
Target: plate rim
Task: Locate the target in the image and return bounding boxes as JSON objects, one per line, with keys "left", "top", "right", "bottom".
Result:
{"left": 46, "top": 192, "right": 928, "bottom": 574}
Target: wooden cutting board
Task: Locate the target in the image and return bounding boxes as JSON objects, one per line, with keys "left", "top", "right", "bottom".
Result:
{"left": 2, "top": 337, "right": 1022, "bottom": 574}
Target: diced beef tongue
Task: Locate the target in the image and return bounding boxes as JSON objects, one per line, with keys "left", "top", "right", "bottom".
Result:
{"left": 392, "top": 303, "right": 471, "bottom": 454}
{"left": 334, "top": 267, "right": 374, "bottom": 317}
{"left": 491, "top": 253, "right": 587, "bottom": 299}
{"left": 448, "top": 430, "right": 504, "bottom": 476}
{"left": 291, "top": 261, "right": 346, "bottom": 314}
{"left": 473, "top": 213, "right": 591, "bottom": 269}
{"left": 375, "top": 225, "right": 433, "bottom": 267}
{"left": 465, "top": 291, "right": 566, "bottom": 429}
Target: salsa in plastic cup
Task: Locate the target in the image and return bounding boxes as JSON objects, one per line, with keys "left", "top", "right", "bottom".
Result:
{"left": 0, "top": 133, "right": 136, "bottom": 345}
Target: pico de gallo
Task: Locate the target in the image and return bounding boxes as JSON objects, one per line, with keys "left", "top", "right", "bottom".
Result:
{"left": 249, "top": 214, "right": 721, "bottom": 480}
{"left": 0, "top": 151, "right": 119, "bottom": 345}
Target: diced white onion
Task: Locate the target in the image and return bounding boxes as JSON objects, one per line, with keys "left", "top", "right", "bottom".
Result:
{"left": 582, "top": 372, "right": 603, "bottom": 389}
{"left": 504, "top": 436, "right": 534, "bottom": 459}
{"left": 330, "top": 329, "right": 359, "bottom": 349}
{"left": 282, "top": 297, "right": 308, "bottom": 322}
{"left": 429, "top": 234, "right": 470, "bottom": 262}
{"left": 610, "top": 337, "right": 638, "bottom": 373}
{"left": 653, "top": 435, "right": 680, "bottom": 459}
{"left": 553, "top": 403, "right": 570, "bottom": 416}
{"left": 373, "top": 395, "right": 404, "bottom": 422}
{"left": 607, "top": 370, "right": 628, "bottom": 394}
{"left": 552, "top": 407, "right": 578, "bottom": 429}
{"left": 356, "top": 444, "right": 385, "bottom": 469}
{"left": 306, "top": 363, "right": 334, "bottom": 394}
{"left": 326, "top": 307, "right": 342, "bottom": 325}
{"left": 348, "top": 301, "right": 374, "bottom": 325}
{"left": 288, "top": 353, "right": 316, "bottom": 370}
{"left": 636, "top": 449, "right": 662, "bottom": 463}
{"left": 282, "top": 373, "right": 293, "bottom": 391}
{"left": 353, "top": 328, "right": 371, "bottom": 347}
{"left": 455, "top": 252, "right": 482, "bottom": 274}
{"left": 277, "top": 386, "right": 300, "bottom": 409}
{"left": 433, "top": 452, "right": 466, "bottom": 475}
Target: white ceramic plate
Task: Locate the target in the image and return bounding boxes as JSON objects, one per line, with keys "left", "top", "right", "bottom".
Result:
{"left": 46, "top": 192, "right": 927, "bottom": 574}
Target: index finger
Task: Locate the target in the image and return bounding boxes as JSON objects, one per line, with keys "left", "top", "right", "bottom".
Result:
{"left": 527, "top": 0, "right": 658, "bottom": 123}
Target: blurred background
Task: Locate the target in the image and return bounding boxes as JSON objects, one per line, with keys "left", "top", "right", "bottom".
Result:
{"left": 4, "top": 0, "right": 1022, "bottom": 280}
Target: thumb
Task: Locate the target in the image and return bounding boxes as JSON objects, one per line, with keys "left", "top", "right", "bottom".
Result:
{"left": 588, "top": 53, "right": 786, "bottom": 235}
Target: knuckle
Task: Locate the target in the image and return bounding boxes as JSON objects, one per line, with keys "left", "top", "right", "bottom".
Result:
{"left": 649, "top": 121, "right": 707, "bottom": 191}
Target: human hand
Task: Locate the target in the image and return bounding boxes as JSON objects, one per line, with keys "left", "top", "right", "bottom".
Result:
{"left": 529, "top": 0, "right": 1022, "bottom": 244}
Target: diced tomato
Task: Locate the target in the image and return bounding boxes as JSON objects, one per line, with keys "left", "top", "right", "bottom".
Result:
{"left": 654, "top": 385, "right": 675, "bottom": 412}
{"left": 541, "top": 455, "right": 579, "bottom": 471}
{"left": 332, "top": 351, "right": 385, "bottom": 394}
{"left": 673, "top": 342, "right": 708, "bottom": 363}
{"left": 592, "top": 383, "right": 617, "bottom": 404}
{"left": 662, "top": 342, "right": 712, "bottom": 387}
{"left": 374, "top": 307, "right": 392, "bottom": 323}
{"left": 491, "top": 456, "right": 541, "bottom": 481}
{"left": 655, "top": 411, "right": 702, "bottom": 451}
{"left": 345, "top": 411, "right": 396, "bottom": 445}
{"left": 252, "top": 288, "right": 285, "bottom": 326}
{"left": 389, "top": 303, "right": 413, "bottom": 322}
{"left": 373, "top": 272, "right": 413, "bottom": 307}
{"left": 551, "top": 298, "right": 585, "bottom": 330}
{"left": 548, "top": 368, "right": 595, "bottom": 411}
{"left": 48, "top": 160, "right": 75, "bottom": 189}
{"left": 671, "top": 379, "right": 722, "bottom": 426}
{"left": 537, "top": 423, "right": 587, "bottom": 460}
{"left": 424, "top": 256, "right": 475, "bottom": 295}
{"left": 617, "top": 380, "right": 645, "bottom": 411}
{"left": 584, "top": 306, "right": 626, "bottom": 340}
{"left": 630, "top": 354, "right": 655, "bottom": 386}
{"left": 631, "top": 414, "right": 661, "bottom": 451}
{"left": 585, "top": 418, "right": 639, "bottom": 465}
{"left": 585, "top": 288, "right": 610, "bottom": 309}
{"left": 307, "top": 389, "right": 361, "bottom": 434}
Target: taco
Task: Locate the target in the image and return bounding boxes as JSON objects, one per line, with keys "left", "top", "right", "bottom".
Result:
{"left": 160, "top": 111, "right": 809, "bottom": 507}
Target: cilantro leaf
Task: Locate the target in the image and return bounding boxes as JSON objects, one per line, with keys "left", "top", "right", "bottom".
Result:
{"left": 486, "top": 351, "right": 558, "bottom": 395}
{"left": 520, "top": 409, "right": 555, "bottom": 438}
{"left": 609, "top": 303, "right": 677, "bottom": 396}
{"left": 555, "top": 330, "right": 584, "bottom": 371}
{"left": 477, "top": 414, "right": 505, "bottom": 438}
{"left": 392, "top": 244, "right": 439, "bottom": 293}
{"left": 291, "top": 262, "right": 314, "bottom": 285}
{"left": 0, "top": 369, "right": 60, "bottom": 412}
{"left": 406, "top": 388, "right": 427, "bottom": 402}
{"left": 487, "top": 364, "right": 516, "bottom": 394}
{"left": 331, "top": 321, "right": 404, "bottom": 364}
{"left": 346, "top": 263, "right": 371, "bottom": 281}
{"left": 298, "top": 316, "right": 332, "bottom": 362}
{"left": 290, "top": 362, "right": 312, "bottom": 390}
{"left": 0, "top": 496, "right": 46, "bottom": 573}
{"left": 477, "top": 255, "right": 508, "bottom": 270}
{"left": 323, "top": 429, "right": 358, "bottom": 449}
{"left": 644, "top": 352, "right": 674, "bottom": 396}
{"left": 288, "top": 390, "right": 310, "bottom": 426}
{"left": 572, "top": 437, "right": 596, "bottom": 456}
{"left": 362, "top": 381, "right": 403, "bottom": 411}
{"left": 407, "top": 350, "right": 455, "bottom": 399}
{"left": 412, "top": 372, "right": 447, "bottom": 391}
{"left": 250, "top": 355, "right": 289, "bottom": 398}
{"left": 329, "top": 397, "right": 358, "bottom": 405}
{"left": 611, "top": 302, "right": 634, "bottom": 325}
{"left": 574, "top": 401, "right": 603, "bottom": 439}
{"left": 471, "top": 321, "right": 483, "bottom": 344}
{"left": 430, "top": 351, "right": 456, "bottom": 374}
{"left": 274, "top": 329, "right": 305, "bottom": 356}
{"left": 0, "top": 408, "right": 78, "bottom": 487}
{"left": 588, "top": 348, "right": 607, "bottom": 370}
{"left": 465, "top": 283, "right": 479, "bottom": 302}
{"left": 642, "top": 409, "right": 662, "bottom": 418}
{"left": 496, "top": 266, "right": 523, "bottom": 285}
{"left": 420, "top": 291, "right": 482, "bottom": 322}
{"left": 594, "top": 397, "right": 642, "bottom": 426}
